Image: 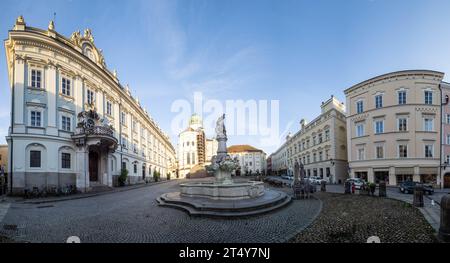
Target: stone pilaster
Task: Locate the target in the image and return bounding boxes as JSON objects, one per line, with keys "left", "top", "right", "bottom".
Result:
{"left": 46, "top": 62, "right": 58, "bottom": 136}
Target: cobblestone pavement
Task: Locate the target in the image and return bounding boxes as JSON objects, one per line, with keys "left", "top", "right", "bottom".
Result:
{"left": 0, "top": 180, "right": 321, "bottom": 243}
{"left": 324, "top": 184, "right": 445, "bottom": 232}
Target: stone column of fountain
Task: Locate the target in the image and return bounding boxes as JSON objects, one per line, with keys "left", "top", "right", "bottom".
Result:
{"left": 210, "top": 114, "right": 235, "bottom": 185}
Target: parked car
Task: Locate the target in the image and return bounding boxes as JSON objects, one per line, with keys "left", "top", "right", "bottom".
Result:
{"left": 287, "top": 175, "right": 294, "bottom": 180}
{"left": 307, "top": 176, "right": 326, "bottom": 185}
{"left": 280, "top": 174, "right": 289, "bottom": 180}
{"left": 345, "top": 178, "right": 366, "bottom": 190}
{"left": 399, "top": 181, "right": 434, "bottom": 195}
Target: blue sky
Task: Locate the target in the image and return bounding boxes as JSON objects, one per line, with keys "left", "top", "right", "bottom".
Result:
{"left": 2, "top": 0, "right": 450, "bottom": 155}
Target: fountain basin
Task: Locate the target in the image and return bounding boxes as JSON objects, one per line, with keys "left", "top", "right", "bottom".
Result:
{"left": 180, "top": 181, "right": 264, "bottom": 200}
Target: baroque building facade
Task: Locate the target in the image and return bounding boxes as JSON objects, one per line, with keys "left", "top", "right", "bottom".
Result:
{"left": 227, "top": 145, "right": 267, "bottom": 175}
{"left": 177, "top": 114, "right": 218, "bottom": 178}
{"left": 269, "top": 96, "right": 348, "bottom": 184}
{"left": 4, "top": 17, "right": 176, "bottom": 194}
{"left": 284, "top": 96, "right": 348, "bottom": 184}
{"left": 345, "top": 70, "right": 445, "bottom": 188}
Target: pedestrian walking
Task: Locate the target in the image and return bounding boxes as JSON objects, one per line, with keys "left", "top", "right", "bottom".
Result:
{"left": 351, "top": 182, "right": 355, "bottom": 194}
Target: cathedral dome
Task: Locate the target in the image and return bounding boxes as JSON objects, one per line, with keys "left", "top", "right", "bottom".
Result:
{"left": 189, "top": 113, "right": 203, "bottom": 129}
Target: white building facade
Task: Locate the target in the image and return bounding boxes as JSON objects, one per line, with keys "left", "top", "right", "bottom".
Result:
{"left": 4, "top": 17, "right": 176, "bottom": 194}
{"left": 228, "top": 145, "right": 267, "bottom": 175}
{"left": 177, "top": 114, "right": 218, "bottom": 178}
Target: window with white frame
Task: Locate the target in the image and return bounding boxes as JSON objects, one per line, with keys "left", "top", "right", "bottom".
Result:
{"left": 447, "top": 114, "right": 450, "bottom": 124}
{"left": 424, "top": 118, "right": 434, "bottom": 132}
{"left": 121, "top": 136, "right": 128, "bottom": 149}
{"left": 375, "top": 95, "right": 383, "bottom": 109}
{"left": 87, "top": 89, "right": 95, "bottom": 105}
{"left": 121, "top": 112, "right": 127, "bottom": 125}
{"left": 425, "top": 144, "right": 433, "bottom": 158}
{"left": 356, "top": 100, "right": 364, "bottom": 114}
{"left": 398, "top": 91, "right": 406, "bottom": 105}
{"left": 61, "top": 77, "right": 71, "bottom": 96}
{"left": 31, "top": 69, "right": 42, "bottom": 89}
{"left": 374, "top": 120, "right": 384, "bottom": 134}
{"left": 447, "top": 155, "right": 450, "bottom": 164}
{"left": 30, "top": 111, "right": 42, "bottom": 127}
{"left": 61, "top": 116, "right": 71, "bottom": 131}
{"left": 398, "top": 118, "right": 407, "bottom": 131}
{"left": 447, "top": 134, "right": 450, "bottom": 145}
{"left": 325, "top": 130, "right": 330, "bottom": 141}
{"left": 357, "top": 148, "right": 365, "bottom": 160}
{"left": 399, "top": 144, "right": 408, "bottom": 158}
{"left": 424, "top": 90, "right": 433, "bottom": 105}
{"left": 356, "top": 123, "right": 364, "bottom": 137}
{"left": 106, "top": 101, "right": 112, "bottom": 116}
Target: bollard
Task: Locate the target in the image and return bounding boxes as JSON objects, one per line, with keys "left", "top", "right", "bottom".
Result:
{"left": 320, "top": 181, "right": 326, "bottom": 192}
{"left": 413, "top": 184, "right": 424, "bottom": 207}
{"left": 439, "top": 195, "right": 450, "bottom": 242}
{"left": 378, "top": 181, "right": 386, "bottom": 197}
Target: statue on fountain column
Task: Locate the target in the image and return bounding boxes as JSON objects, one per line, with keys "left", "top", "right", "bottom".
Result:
{"left": 215, "top": 113, "right": 226, "bottom": 139}
{"left": 206, "top": 114, "right": 238, "bottom": 184}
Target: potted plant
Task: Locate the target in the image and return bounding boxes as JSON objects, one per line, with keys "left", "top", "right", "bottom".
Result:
{"left": 118, "top": 169, "right": 128, "bottom": 187}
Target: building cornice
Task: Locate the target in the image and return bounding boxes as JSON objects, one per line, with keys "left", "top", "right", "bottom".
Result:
{"left": 344, "top": 70, "right": 444, "bottom": 95}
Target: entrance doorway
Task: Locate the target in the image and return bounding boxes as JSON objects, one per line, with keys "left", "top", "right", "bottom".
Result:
{"left": 374, "top": 171, "right": 389, "bottom": 184}
{"left": 89, "top": 151, "right": 99, "bottom": 182}
{"left": 444, "top": 173, "right": 450, "bottom": 188}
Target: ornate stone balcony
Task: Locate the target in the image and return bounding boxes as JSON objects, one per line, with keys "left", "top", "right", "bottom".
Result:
{"left": 71, "top": 109, "right": 118, "bottom": 150}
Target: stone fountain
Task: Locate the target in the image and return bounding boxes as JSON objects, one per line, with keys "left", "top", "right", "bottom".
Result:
{"left": 157, "top": 114, "right": 291, "bottom": 217}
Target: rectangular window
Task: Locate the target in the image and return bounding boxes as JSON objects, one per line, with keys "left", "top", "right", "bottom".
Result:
{"left": 398, "top": 91, "right": 406, "bottom": 105}
{"left": 447, "top": 155, "right": 450, "bottom": 164}
{"left": 87, "top": 89, "right": 95, "bottom": 105}
{"left": 399, "top": 145, "right": 408, "bottom": 158}
{"left": 133, "top": 164, "right": 137, "bottom": 174}
{"left": 424, "top": 118, "right": 433, "bottom": 132}
{"left": 375, "top": 120, "right": 384, "bottom": 134}
{"left": 30, "top": 150, "right": 41, "bottom": 168}
{"left": 121, "top": 112, "right": 126, "bottom": 125}
{"left": 357, "top": 148, "right": 365, "bottom": 160}
{"left": 398, "top": 118, "right": 407, "bottom": 131}
{"left": 61, "top": 153, "right": 71, "bottom": 169}
{"left": 425, "top": 91, "right": 433, "bottom": 105}
{"left": 106, "top": 101, "right": 112, "bottom": 116}
{"left": 375, "top": 95, "right": 383, "bottom": 109}
{"left": 30, "top": 111, "right": 42, "bottom": 127}
{"left": 325, "top": 130, "right": 330, "bottom": 141}
{"left": 447, "top": 114, "right": 450, "bottom": 124}
{"left": 376, "top": 146, "right": 384, "bottom": 159}
{"left": 356, "top": 124, "right": 364, "bottom": 137}
{"left": 318, "top": 134, "right": 323, "bottom": 144}
{"left": 61, "top": 77, "right": 71, "bottom": 96}
{"left": 447, "top": 134, "right": 450, "bottom": 145}
{"left": 62, "top": 116, "right": 71, "bottom": 131}
{"left": 356, "top": 101, "right": 364, "bottom": 114}
{"left": 31, "top": 69, "right": 42, "bottom": 88}
{"left": 425, "top": 145, "right": 433, "bottom": 158}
